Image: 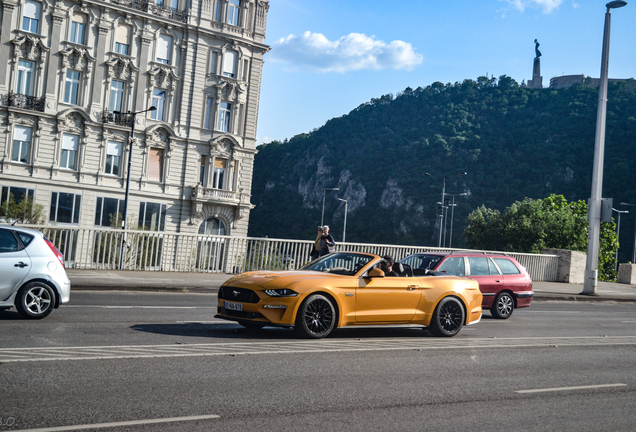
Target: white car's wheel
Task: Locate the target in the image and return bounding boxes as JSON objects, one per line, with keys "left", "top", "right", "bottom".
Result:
{"left": 16, "top": 282, "right": 55, "bottom": 319}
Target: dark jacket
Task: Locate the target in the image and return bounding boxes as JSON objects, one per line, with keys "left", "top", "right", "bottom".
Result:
{"left": 319, "top": 234, "right": 335, "bottom": 256}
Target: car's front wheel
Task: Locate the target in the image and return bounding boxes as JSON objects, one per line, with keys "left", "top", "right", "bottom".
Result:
{"left": 428, "top": 296, "right": 464, "bottom": 337}
{"left": 15, "top": 282, "right": 55, "bottom": 319}
{"left": 491, "top": 292, "right": 514, "bottom": 319}
{"left": 295, "top": 294, "right": 336, "bottom": 339}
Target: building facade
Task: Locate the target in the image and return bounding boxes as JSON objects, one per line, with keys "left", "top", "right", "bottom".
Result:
{"left": 0, "top": 0, "right": 270, "bottom": 238}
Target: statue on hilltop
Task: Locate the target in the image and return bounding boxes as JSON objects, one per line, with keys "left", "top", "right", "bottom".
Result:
{"left": 534, "top": 39, "right": 542, "bottom": 58}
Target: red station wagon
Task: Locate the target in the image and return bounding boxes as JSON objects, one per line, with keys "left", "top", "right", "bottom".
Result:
{"left": 400, "top": 252, "right": 533, "bottom": 319}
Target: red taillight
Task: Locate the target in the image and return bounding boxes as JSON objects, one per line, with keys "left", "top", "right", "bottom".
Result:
{"left": 44, "top": 238, "right": 65, "bottom": 269}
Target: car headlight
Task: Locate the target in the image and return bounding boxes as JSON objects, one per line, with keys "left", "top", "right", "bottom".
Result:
{"left": 264, "top": 289, "right": 298, "bottom": 297}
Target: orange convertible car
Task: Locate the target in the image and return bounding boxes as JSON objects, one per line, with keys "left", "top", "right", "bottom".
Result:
{"left": 216, "top": 252, "right": 482, "bottom": 338}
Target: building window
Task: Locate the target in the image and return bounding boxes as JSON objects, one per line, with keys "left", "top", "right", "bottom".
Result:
{"left": 1, "top": 186, "right": 35, "bottom": 209}
{"left": 209, "top": 51, "right": 218, "bottom": 75}
{"left": 60, "top": 133, "right": 79, "bottom": 170}
{"left": 138, "top": 201, "right": 166, "bottom": 231}
{"left": 64, "top": 70, "right": 81, "bottom": 105}
{"left": 204, "top": 97, "right": 213, "bottom": 129}
{"left": 242, "top": 59, "right": 249, "bottom": 81}
{"left": 198, "top": 217, "right": 226, "bottom": 235}
{"left": 222, "top": 50, "right": 236, "bottom": 78}
{"left": 22, "top": 0, "right": 41, "bottom": 33}
{"left": 12, "top": 126, "right": 32, "bottom": 164}
{"left": 109, "top": 80, "right": 125, "bottom": 112}
{"left": 199, "top": 155, "right": 206, "bottom": 184}
{"left": 70, "top": 13, "right": 87, "bottom": 45}
{"left": 215, "top": 0, "right": 222, "bottom": 21}
{"left": 213, "top": 158, "right": 227, "bottom": 189}
{"left": 218, "top": 102, "right": 231, "bottom": 132}
{"left": 115, "top": 25, "right": 131, "bottom": 55}
{"left": 156, "top": 34, "right": 172, "bottom": 64}
{"left": 94, "top": 197, "right": 124, "bottom": 227}
{"left": 16, "top": 60, "right": 35, "bottom": 96}
{"left": 148, "top": 148, "right": 164, "bottom": 182}
{"left": 151, "top": 89, "right": 166, "bottom": 121}
{"left": 105, "top": 141, "right": 122, "bottom": 176}
{"left": 228, "top": 0, "right": 240, "bottom": 25}
{"left": 49, "top": 192, "right": 81, "bottom": 224}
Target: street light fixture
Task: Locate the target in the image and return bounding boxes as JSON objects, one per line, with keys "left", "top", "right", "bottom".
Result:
{"left": 115, "top": 106, "right": 157, "bottom": 270}
{"left": 321, "top": 187, "right": 340, "bottom": 227}
{"left": 583, "top": 0, "right": 627, "bottom": 294}
{"left": 612, "top": 208, "right": 629, "bottom": 270}
{"left": 446, "top": 193, "right": 468, "bottom": 248}
{"left": 620, "top": 202, "right": 636, "bottom": 263}
{"left": 426, "top": 172, "right": 467, "bottom": 247}
{"left": 337, "top": 198, "right": 348, "bottom": 244}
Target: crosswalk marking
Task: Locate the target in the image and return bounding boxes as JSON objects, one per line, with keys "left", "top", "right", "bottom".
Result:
{"left": 2, "top": 335, "right": 636, "bottom": 363}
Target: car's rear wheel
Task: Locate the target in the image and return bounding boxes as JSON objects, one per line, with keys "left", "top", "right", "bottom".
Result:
{"left": 15, "top": 282, "right": 55, "bottom": 319}
{"left": 238, "top": 321, "right": 265, "bottom": 329}
{"left": 295, "top": 294, "right": 336, "bottom": 339}
{"left": 491, "top": 292, "right": 514, "bottom": 319}
{"left": 428, "top": 296, "right": 464, "bottom": 337}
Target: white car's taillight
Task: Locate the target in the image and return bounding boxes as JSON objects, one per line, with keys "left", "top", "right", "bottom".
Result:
{"left": 44, "top": 238, "right": 65, "bottom": 269}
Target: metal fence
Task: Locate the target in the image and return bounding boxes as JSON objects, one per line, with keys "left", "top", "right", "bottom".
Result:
{"left": 16, "top": 225, "right": 560, "bottom": 281}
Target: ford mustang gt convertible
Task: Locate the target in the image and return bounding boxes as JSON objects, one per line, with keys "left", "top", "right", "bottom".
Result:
{"left": 216, "top": 252, "right": 482, "bottom": 338}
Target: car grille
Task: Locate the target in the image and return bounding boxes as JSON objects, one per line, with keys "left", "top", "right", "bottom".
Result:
{"left": 221, "top": 309, "right": 266, "bottom": 320}
{"left": 218, "top": 286, "right": 260, "bottom": 303}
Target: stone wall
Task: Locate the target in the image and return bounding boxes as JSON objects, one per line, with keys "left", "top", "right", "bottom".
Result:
{"left": 618, "top": 264, "right": 636, "bottom": 284}
{"left": 542, "top": 248, "right": 586, "bottom": 284}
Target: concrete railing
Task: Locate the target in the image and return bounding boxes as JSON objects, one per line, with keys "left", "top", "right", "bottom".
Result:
{"left": 16, "top": 225, "right": 560, "bottom": 281}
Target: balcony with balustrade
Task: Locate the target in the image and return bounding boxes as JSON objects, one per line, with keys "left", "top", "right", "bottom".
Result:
{"left": 6, "top": 91, "right": 46, "bottom": 112}
{"left": 108, "top": 0, "right": 189, "bottom": 23}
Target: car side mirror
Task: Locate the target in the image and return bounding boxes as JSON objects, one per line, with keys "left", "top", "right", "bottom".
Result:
{"left": 367, "top": 268, "right": 385, "bottom": 278}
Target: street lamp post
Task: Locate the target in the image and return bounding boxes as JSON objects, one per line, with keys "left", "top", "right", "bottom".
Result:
{"left": 321, "top": 187, "right": 340, "bottom": 227}
{"left": 612, "top": 208, "right": 629, "bottom": 270}
{"left": 426, "top": 172, "right": 467, "bottom": 248}
{"left": 447, "top": 193, "right": 468, "bottom": 248}
{"left": 337, "top": 198, "right": 348, "bottom": 244}
{"left": 583, "top": 0, "right": 627, "bottom": 295}
{"left": 620, "top": 202, "right": 636, "bottom": 263}
{"left": 116, "top": 106, "right": 157, "bottom": 270}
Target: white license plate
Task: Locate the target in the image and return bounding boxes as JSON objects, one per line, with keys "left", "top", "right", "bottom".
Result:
{"left": 224, "top": 301, "right": 243, "bottom": 311}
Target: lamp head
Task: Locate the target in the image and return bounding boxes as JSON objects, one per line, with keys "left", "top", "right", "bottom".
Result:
{"left": 607, "top": 1, "right": 627, "bottom": 9}
{"left": 148, "top": 106, "right": 157, "bottom": 111}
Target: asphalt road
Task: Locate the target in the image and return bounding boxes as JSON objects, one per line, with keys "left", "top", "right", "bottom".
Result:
{"left": 1, "top": 292, "right": 635, "bottom": 431}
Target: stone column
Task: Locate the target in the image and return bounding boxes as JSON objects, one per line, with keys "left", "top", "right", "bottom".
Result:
{"left": 134, "top": 29, "right": 154, "bottom": 119}
{"left": 90, "top": 21, "right": 111, "bottom": 117}
{"left": 44, "top": 7, "right": 66, "bottom": 114}
{"left": 0, "top": 0, "right": 18, "bottom": 89}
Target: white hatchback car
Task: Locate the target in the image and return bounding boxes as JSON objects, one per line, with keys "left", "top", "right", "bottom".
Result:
{"left": 0, "top": 226, "right": 71, "bottom": 318}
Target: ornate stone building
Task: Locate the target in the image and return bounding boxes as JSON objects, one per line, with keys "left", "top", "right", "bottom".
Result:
{"left": 0, "top": 0, "right": 269, "bottom": 237}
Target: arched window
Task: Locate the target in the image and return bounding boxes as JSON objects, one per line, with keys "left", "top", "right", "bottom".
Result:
{"left": 198, "top": 217, "right": 226, "bottom": 235}
{"left": 115, "top": 24, "right": 131, "bottom": 55}
{"left": 70, "top": 13, "right": 87, "bottom": 45}
{"left": 156, "top": 34, "right": 172, "bottom": 64}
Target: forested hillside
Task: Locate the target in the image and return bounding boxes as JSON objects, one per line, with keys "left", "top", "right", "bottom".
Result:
{"left": 249, "top": 76, "right": 636, "bottom": 250}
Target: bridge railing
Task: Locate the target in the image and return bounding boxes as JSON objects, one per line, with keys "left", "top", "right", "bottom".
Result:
{"left": 13, "top": 225, "right": 559, "bottom": 281}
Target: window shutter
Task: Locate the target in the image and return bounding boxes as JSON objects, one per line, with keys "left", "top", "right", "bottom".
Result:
{"left": 24, "top": 1, "right": 41, "bottom": 19}
{"left": 13, "top": 126, "right": 32, "bottom": 142}
{"left": 72, "top": 13, "right": 87, "bottom": 24}
{"left": 62, "top": 134, "right": 79, "bottom": 151}
{"left": 148, "top": 148, "right": 164, "bottom": 182}
{"left": 214, "top": 158, "right": 227, "bottom": 169}
{"left": 157, "top": 34, "right": 171, "bottom": 61}
{"left": 107, "top": 141, "right": 122, "bottom": 156}
{"left": 116, "top": 25, "right": 131, "bottom": 45}
{"left": 223, "top": 50, "right": 236, "bottom": 77}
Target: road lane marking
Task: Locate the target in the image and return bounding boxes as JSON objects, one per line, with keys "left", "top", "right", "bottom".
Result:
{"left": 516, "top": 383, "right": 627, "bottom": 394}
{"left": 17, "top": 414, "right": 220, "bottom": 431}
{"left": 2, "top": 336, "right": 636, "bottom": 363}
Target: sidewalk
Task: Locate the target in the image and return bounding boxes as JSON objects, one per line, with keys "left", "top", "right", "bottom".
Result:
{"left": 66, "top": 269, "right": 636, "bottom": 302}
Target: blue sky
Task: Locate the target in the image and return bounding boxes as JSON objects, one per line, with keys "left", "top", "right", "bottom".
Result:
{"left": 256, "top": 0, "right": 636, "bottom": 144}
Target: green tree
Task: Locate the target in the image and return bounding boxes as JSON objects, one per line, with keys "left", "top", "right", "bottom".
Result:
{"left": 0, "top": 195, "right": 45, "bottom": 224}
{"left": 463, "top": 194, "right": 618, "bottom": 281}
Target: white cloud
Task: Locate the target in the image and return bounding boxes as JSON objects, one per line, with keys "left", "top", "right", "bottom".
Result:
{"left": 503, "top": 0, "right": 563, "bottom": 13}
{"left": 270, "top": 31, "right": 423, "bottom": 73}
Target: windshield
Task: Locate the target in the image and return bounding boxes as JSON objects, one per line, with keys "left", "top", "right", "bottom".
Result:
{"left": 301, "top": 253, "right": 375, "bottom": 276}
{"left": 400, "top": 254, "right": 444, "bottom": 273}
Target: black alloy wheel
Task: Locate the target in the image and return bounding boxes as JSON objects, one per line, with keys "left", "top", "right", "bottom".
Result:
{"left": 295, "top": 294, "right": 336, "bottom": 339}
{"left": 491, "top": 292, "right": 514, "bottom": 319}
{"left": 428, "top": 296, "right": 465, "bottom": 337}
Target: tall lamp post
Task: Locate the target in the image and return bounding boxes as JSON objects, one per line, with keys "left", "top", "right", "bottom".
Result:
{"left": 612, "top": 208, "right": 629, "bottom": 270}
{"left": 583, "top": 0, "right": 627, "bottom": 294}
{"left": 321, "top": 187, "right": 340, "bottom": 227}
{"left": 620, "top": 202, "right": 636, "bottom": 263}
{"left": 116, "top": 106, "right": 157, "bottom": 270}
{"left": 337, "top": 198, "right": 348, "bottom": 244}
{"left": 426, "top": 172, "right": 467, "bottom": 248}
{"left": 446, "top": 192, "right": 468, "bottom": 248}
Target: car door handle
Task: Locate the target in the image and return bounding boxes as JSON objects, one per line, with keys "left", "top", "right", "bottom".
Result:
{"left": 14, "top": 262, "right": 29, "bottom": 268}
{"left": 495, "top": 280, "right": 502, "bottom": 283}
{"left": 407, "top": 285, "right": 420, "bottom": 291}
